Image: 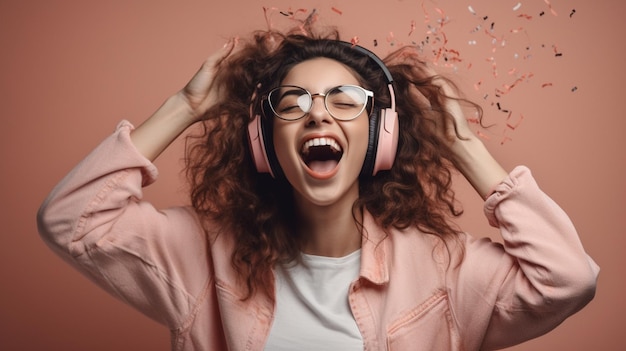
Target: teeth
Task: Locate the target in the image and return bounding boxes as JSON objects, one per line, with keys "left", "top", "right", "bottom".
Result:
{"left": 301, "top": 137, "right": 342, "bottom": 154}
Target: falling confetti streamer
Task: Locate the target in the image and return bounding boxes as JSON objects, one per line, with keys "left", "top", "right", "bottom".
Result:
{"left": 506, "top": 113, "right": 524, "bottom": 130}
{"left": 408, "top": 20, "right": 416, "bottom": 36}
{"left": 328, "top": 2, "right": 579, "bottom": 145}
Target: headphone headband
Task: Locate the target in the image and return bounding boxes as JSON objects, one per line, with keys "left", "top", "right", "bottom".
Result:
{"left": 338, "top": 41, "right": 394, "bottom": 84}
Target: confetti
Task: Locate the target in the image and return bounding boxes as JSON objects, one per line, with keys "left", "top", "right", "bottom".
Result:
{"left": 331, "top": 7, "right": 342, "bottom": 15}
{"left": 474, "top": 79, "right": 483, "bottom": 91}
{"left": 553, "top": 44, "right": 563, "bottom": 57}
{"left": 262, "top": 6, "right": 278, "bottom": 30}
{"left": 395, "top": 2, "right": 574, "bottom": 144}
{"left": 408, "top": 20, "right": 416, "bottom": 36}
{"left": 506, "top": 113, "right": 524, "bottom": 130}
{"left": 421, "top": 2, "right": 430, "bottom": 23}
{"left": 476, "top": 130, "right": 491, "bottom": 140}
{"left": 350, "top": 36, "right": 360, "bottom": 46}
{"left": 544, "top": 0, "right": 558, "bottom": 16}
{"left": 500, "top": 136, "right": 513, "bottom": 145}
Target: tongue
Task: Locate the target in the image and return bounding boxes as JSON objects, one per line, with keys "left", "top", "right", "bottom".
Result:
{"left": 308, "top": 160, "right": 339, "bottom": 174}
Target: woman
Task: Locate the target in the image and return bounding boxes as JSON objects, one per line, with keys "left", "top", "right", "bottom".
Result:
{"left": 37, "top": 24, "right": 598, "bottom": 350}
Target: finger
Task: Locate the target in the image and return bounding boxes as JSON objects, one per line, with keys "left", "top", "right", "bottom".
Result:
{"left": 202, "top": 37, "right": 238, "bottom": 71}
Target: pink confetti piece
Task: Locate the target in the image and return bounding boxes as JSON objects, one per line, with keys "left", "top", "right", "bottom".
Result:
{"left": 517, "top": 13, "right": 533, "bottom": 20}
{"left": 331, "top": 6, "right": 342, "bottom": 15}
{"left": 474, "top": 79, "right": 483, "bottom": 91}
{"left": 476, "top": 130, "right": 491, "bottom": 140}
{"left": 408, "top": 20, "right": 416, "bottom": 36}
{"left": 506, "top": 113, "right": 524, "bottom": 130}
{"left": 279, "top": 8, "right": 308, "bottom": 18}
{"left": 262, "top": 6, "right": 278, "bottom": 30}
{"left": 541, "top": 83, "right": 553, "bottom": 88}
{"left": 421, "top": 2, "right": 430, "bottom": 23}
{"left": 350, "top": 36, "right": 360, "bottom": 46}
{"left": 544, "top": 0, "right": 558, "bottom": 16}
{"left": 500, "top": 136, "right": 513, "bottom": 145}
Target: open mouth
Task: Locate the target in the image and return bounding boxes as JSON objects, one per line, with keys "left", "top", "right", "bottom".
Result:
{"left": 300, "top": 137, "right": 343, "bottom": 174}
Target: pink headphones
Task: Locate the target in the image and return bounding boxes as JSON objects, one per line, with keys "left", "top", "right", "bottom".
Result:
{"left": 247, "top": 42, "right": 399, "bottom": 179}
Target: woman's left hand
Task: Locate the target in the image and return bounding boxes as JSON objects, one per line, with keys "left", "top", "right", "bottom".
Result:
{"left": 419, "top": 67, "right": 509, "bottom": 199}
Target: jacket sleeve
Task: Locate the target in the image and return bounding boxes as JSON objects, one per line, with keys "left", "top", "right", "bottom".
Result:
{"left": 450, "top": 166, "right": 599, "bottom": 350}
{"left": 36, "top": 120, "right": 213, "bottom": 329}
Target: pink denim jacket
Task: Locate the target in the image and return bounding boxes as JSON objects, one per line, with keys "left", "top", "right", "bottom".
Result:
{"left": 37, "top": 121, "right": 599, "bottom": 350}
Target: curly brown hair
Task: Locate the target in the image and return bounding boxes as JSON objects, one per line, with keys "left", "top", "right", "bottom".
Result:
{"left": 185, "top": 24, "right": 478, "bottom": 300}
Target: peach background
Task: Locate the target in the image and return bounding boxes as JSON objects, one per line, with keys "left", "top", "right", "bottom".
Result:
{"left": 1, "top": 0, "right": 624, "bottom": 350}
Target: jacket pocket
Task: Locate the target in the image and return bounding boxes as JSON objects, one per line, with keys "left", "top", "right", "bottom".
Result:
{"left": 386, "top": 290, "right": 460, "bottom": 351}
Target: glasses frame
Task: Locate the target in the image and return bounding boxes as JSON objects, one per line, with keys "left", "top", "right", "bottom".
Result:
{"left": 265, "top": 84, "right": 374, "bottom": 121}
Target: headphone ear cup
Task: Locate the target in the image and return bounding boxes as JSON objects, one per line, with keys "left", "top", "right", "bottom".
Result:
{"left": 247, "top": 114, "right": 273, "bottom": 176}
{"left": 371, "top": 108, "right": 399, "bottom": 175}
{"left": 247, "top": 98, "right": 284, "bottom": 179}
{"left": 360, "top": 107, "right": 399, "bottom": 177}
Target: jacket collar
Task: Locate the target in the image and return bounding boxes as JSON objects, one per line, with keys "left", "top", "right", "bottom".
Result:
{"left": 359, "top": 211, "right": 390, "bottom": 285}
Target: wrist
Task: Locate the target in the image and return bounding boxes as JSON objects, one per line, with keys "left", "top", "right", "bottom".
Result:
{"left": 451, "top": 136, "right": 508, "bottom": 199}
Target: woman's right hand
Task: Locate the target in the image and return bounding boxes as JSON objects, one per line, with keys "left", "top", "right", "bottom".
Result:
{"left": 130, "top": 39, "right": 237, "bottom": 161}
{"left": 177, "top": 38, "right": 237, "bottom": 123}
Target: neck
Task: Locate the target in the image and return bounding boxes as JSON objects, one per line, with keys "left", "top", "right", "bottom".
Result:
{"left": 295, "top": 189, "right": 363, "bottom": 258}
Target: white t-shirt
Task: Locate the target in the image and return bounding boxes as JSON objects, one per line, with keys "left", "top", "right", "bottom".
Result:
{"left": 264, "top": 250, "right": 363, "bottom": 350}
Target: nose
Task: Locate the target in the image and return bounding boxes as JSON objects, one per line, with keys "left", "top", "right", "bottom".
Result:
{"left": 305, "top": 94, "right": 332, "bottom": 126}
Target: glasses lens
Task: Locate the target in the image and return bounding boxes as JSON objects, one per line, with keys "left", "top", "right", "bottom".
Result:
{"left": 269, "top": 86, "right": 310, "bottom": 120}
{"left": 326, "top": 86, "right": 368, "bottom": 120}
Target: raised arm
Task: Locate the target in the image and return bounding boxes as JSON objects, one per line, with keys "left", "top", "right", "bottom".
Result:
{"left": 36, "top": 40, "right": 237, "bottom": 328}
{"left": 131, "top": 39, "right": 236, "bottom": 161}
{"left": 428, "top": 73, "right": 508, "bottom": 199}
{"left": 425, "top": 71, "right": 598, "bottom": 348}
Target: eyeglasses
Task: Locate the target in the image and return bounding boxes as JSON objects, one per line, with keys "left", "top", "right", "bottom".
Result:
{"left": 266, "top": 85, "right": 374, "bottom": 121}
